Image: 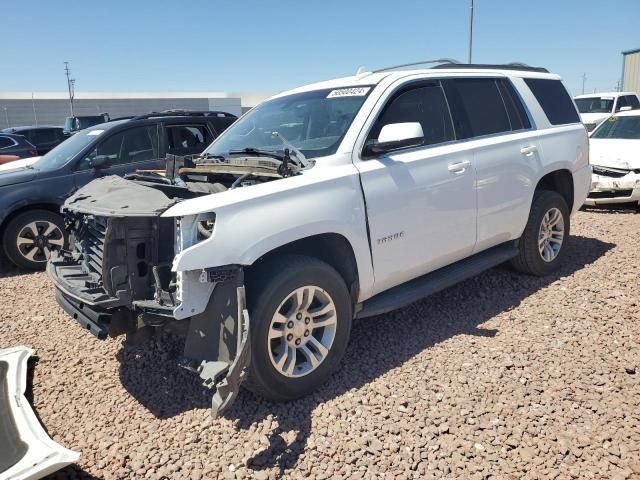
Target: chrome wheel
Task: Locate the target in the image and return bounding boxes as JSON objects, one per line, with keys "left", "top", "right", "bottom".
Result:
{"left": 267, "top": 285, "right": 337, "bottom": 378}
{"left": 538, "top": 207, "right": 564, "bottom": 262}
{"left": 16, "top": 220, "right": 64, "bottom": 263}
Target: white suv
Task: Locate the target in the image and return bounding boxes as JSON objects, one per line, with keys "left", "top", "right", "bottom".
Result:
{"left": 49, "top": 62, "right": 590, "bottom": 416}
{"left": 574, "top": 91, "right": 640, "bottom": 132}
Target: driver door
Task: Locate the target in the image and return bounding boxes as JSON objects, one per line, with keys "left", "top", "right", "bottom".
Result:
{"left": 355, "top": 81, "right": 477, "bottom": 296}
{"left": 73, "top": 125, "right": 162, "bottom": 188}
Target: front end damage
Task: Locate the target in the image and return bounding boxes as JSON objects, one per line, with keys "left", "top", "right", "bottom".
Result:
{"left": 0, "top": 347, "right": 79, "bottom": 479}
{"left": 585, "top": 165, "right": 640, "bottom": 206}
{"left": 47, "top": 161, "right": 276, "bottom": 416}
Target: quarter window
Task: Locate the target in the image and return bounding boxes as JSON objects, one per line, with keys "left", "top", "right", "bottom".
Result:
{"left": 523, "top": 78, "right": 580, "bottom": 125}
{"left": 368, "top": 82, "right": 455, "bottom": 147}
{"left": 628, "top": 95, "right": 640, "bottom": 109}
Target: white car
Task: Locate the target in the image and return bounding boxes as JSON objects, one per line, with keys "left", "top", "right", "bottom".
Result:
{"left": 48, "top": 62, "right": 590, "bottom": 416}
{"left": 585, "top": 110, "right": 640, "bottom": 207}
{"left": 574, "top": 91, "right": 640, "bottom": 132}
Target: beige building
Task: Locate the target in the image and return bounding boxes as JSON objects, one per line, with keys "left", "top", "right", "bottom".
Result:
{"left": 622, "top": 48, "right": 640, "bottom": 94}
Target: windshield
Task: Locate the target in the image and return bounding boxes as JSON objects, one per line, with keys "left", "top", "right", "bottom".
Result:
{"left": 204, "top": 86, "right": 373, "bottom": 159}
{"left": 591, "top": 116, "right": 640, "bottom": 140}
{"left": 575, "top": 97, "right": 614, "bottom": 114}
{"left": 32, "top": 128, "right": 105, "bottom": 170}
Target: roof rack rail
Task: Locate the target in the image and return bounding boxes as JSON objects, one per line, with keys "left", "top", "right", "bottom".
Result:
{"left": 370, "top": 58, "right": 462, "bottom": 73}
{"left": 431, "top": 62, "right": 549, "bottom": 73}
{"left": 131, "top": 110, "right": 238, "bottom": 121}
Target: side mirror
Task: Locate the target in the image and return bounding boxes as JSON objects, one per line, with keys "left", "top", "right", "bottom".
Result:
{"left": 363, "top": 122, "right": 424, "bottom": 158}
{"left": 619, "top": 106, "right": 632, "bottom": 112}
{"left": 89, "top": 154, "right": 110, "bottom": 169}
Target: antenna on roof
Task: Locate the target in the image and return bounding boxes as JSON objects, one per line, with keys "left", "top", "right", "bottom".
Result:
{"left": 371, "top": 58, "right": 461, "bottom": 73}
{"left": 355, "top": 66, "right": 367, "bottom": 75}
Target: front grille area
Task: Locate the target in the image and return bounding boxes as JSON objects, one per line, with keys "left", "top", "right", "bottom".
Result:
{"left": 79, "top": 216, "right": 108, "bottom": 279}
{"left": 592, "top": 165, "right": 630, "bottom": 178}
{"left": 588, "top": 189, "right": 633, "bottom": 199}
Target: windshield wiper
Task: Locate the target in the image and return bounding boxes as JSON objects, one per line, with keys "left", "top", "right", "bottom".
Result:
{"left": 271, "top": 132, "right": 310, "bottom": 168}
{"left": 228, "top": 148, "right": 284, "bottom": 161}
{"left": 198, "top": 152, "right": 227, "bottom": 161}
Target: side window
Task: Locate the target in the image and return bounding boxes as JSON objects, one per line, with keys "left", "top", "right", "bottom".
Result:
{"left": 33, "top": 129, "right": 58, "bottom": 144}
{"left": 616, "top": 96, "right": 629, "bottom": 112}
{"left": 443, "top": 78, "right": 512, "bottom": 139}
{"left": 367, "top": 82, "right": 455, "bottom": 147}
{"left": 628, "top": 95, "right": 640, "bottom": 109}
{"left": 166, "top": 125, "right": 210, "bottom": 155}
{"left": 83, "top": 126, "right": 159, "bottom": 168}
{"left": 0, "top": 136, "right": 16, "bottom": 149}
{"left": 523, "top": 78, "right": 580, "bottom": 125}
{"left": 496, "top": 79, "right": 531, "bottom": 130}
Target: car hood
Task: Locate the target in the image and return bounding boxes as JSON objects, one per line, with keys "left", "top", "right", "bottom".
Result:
{"left": 0, "top": 164, "right": 38, "bottom": 187}
{"left": 580, "top": 112, "right": 610, "bottom": 125}
{"left": 589, "top": 139, "right": 640, "bottom": 169}
{"left": 0, "top": 156, "right": 40, "bottom": 172}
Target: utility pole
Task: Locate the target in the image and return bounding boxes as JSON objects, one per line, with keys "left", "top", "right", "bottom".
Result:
{"left": 32, "top": 92, "right": 38, "bottom": 126}
{"left": 3, "top": 107, "right": 9, "bottom": 128}
{"left": 468, "top": 0, "right": 475, "bottom": 64}
{"left": 581, "top": 73, "right": 587, "bottom": 95}
{"left": 64, "top": 61, "right": 75, "bottom": 117}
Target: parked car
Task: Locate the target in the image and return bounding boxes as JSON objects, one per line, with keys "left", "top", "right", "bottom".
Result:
{"left": 573, "top": 92, "right": 640, "bottom": 132}
{"left": 584, "top": 110, "right": 640, "bottom": 208}
{"left": 48, "top": 62, "right": 590, "bottom": 417}
{"left": 0, "top": 133, "right": 38, "bottom": 164}
{"left": 0, "top": 111, "right": 236, "bottom": 269}
{"left": 63, "top": 113, "right": 110, "bottom": 136}
{"left": 2, "top": 126, "right": 65, "bottom": 155}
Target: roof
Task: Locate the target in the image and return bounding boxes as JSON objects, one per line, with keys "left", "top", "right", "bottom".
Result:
{"left": 611, "top": 110, "right": 640, "bottom": 118}
{"left": 271, "top": 66, "right": 560, "bottom": 100}
{"left": 574, "top": 92, "right": 637, "bottom": 99}
{"left": 622, "top": 48, "right": 640, "bottom": 55}
{"left": 2, "top": 125, "right": 62, "bottom": 132}
{"left": 0, "top": 91, "right": 273, "bottom": 101}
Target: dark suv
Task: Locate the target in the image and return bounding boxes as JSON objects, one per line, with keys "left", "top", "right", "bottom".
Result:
{"left": 2, "top": 126, "right": 66, "bottom": 155}
{"left": 0, "top": 111, "right": 236, "bottom": 269}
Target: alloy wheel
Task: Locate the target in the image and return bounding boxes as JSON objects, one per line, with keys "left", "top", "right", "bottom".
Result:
{"left": 16, "top": 221, "right": 65, "bottom": 263}
{"left": 267, "top": 285, "right": 338, "bottom": 378}
{"left": 538, "top": 207, "right": 564, "bottom": 262}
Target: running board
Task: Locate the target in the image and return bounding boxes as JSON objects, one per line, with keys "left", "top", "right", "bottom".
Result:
{"left": 356, "top": 241, "right": 519, "bottom": 319}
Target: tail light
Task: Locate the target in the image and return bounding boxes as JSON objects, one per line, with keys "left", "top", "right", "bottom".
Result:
{"left": 28, "top": 149, "right": 38, "bottom": 156}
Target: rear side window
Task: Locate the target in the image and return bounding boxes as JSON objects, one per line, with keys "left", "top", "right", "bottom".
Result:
{"left": 368, "top": 82, "right": 455, "bottom": 147}
{"left": 523, "top": 78, "right": 580, "bottom": 125}
{"left": 0, "top": 136, "right": 16, "bottom": 149}
{"left": 166, "top": 125, "right": 211, "bottom": 155}
{"left": 443, "top": 78, "right": 512, "bottom": 138}
{"left": 32, "top": 129, "right": 58, "bottom": 143}
{"left": 628, "top": 95, "right": 640, "bottom": 109}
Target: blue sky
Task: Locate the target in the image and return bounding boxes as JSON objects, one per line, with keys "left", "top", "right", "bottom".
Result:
{"left": 3, "top": 0, "right": 639, "bottom": 96}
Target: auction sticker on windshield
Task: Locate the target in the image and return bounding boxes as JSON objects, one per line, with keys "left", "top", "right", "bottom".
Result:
{"left": 327, "top": 87, "right": 371, "bottom": 98}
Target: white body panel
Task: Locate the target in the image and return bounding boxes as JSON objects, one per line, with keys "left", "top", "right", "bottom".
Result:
{"left": 164, "top": 67, "right": 589, "bottom": 306}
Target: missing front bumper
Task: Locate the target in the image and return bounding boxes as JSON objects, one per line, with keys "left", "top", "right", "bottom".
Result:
{"left": 0, "top": 347, "right": 79, "bottom": 480}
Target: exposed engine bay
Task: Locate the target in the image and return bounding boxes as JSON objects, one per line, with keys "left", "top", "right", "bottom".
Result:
{"left": 48, "top": 153, "right": 299, "bottom": 416}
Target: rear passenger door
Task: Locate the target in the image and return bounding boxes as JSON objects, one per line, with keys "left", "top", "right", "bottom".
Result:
{"left": 355, "top": 81, "right": 477, "bottom": 295}
{"left": 443, "top": 77, "right": 539, "bottom": 253}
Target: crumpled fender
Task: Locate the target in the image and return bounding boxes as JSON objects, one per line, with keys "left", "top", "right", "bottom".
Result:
{"left": 0, "top": 346, "right": 79, "bottom": 480}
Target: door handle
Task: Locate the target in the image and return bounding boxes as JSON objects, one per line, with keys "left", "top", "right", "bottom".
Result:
{"left": 448, "top": 160, "right": 471, "bottom": 173}
{"left": 520, "top": 145, "right": 538, "bottom": 156}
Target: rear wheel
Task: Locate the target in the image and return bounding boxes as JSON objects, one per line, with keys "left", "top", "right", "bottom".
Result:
{"left": 3, "top": 210, "right": 67, "bottom": 270}
{"left": 510, "top": 190, "right": 570, "bottom": 276}
{"left": 245, "top": 255, "right": 352, "bottom": 401}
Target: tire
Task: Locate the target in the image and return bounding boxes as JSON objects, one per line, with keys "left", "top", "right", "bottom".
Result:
{"left": 510, "top": 190, "right": 570, "bottom": 276}
{"left": 245, "top": 254, "right": 353, "bottom": 402}
{"left": 3, "top": 209, "right": 68, "bottom": 270}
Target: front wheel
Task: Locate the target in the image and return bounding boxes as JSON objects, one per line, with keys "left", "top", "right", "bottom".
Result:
{"left": 245, "top": 255, "right": 353, "bottom": 401}
{"left": 3, "top": 210, "right": 68, "bottom": 270}
{"left": 510, "top": 190, "right": 570, "bottom": 276}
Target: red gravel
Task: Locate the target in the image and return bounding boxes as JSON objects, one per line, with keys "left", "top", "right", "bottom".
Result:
{"left": 1, "top": 208, "right": 639, "bottom": 480}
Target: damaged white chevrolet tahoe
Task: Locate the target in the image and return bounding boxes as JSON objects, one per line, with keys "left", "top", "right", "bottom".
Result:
{"left": 48, "top": 62, "right": 591, "bottom": 416}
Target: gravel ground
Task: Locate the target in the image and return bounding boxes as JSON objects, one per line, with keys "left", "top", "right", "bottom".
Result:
{"left": 1, "top": 208, "right": 639, "bottom": 480}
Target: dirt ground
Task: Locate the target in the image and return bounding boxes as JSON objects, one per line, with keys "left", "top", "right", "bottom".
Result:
{"left": 0, "top": 207, "right": 639, "bottom": 480}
